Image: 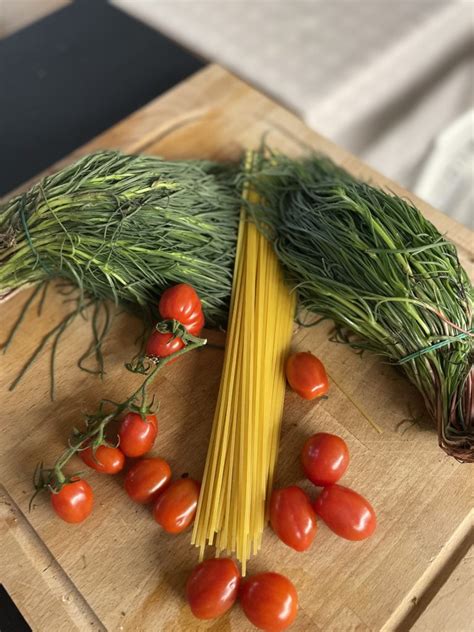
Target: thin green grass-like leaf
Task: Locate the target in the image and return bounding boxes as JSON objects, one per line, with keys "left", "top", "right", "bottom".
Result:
{"left": 247, "top": 154, "right": 473, "bottom": 461}
{"left": 1, "top": 151, "right": 240, "bottom": 326}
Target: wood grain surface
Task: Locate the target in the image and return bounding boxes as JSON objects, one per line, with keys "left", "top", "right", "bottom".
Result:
{"left": 412, "top": 543, "right": 473, "bottom": 632}
{"left": 1, "top": 65, "right": 472, "bottom": 632}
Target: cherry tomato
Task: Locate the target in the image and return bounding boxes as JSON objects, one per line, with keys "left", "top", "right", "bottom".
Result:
{"left": 185, "top": 310, "right": 205, "bottom": 336}
{"left": 313, "top": 484, "right": 376, "bottom": 541}
{"left": 270, "top": 486, "right": 317, "bottom": 552}
{"left": 240, "top": 572, "right": 298, "bottom": 631}
{"left": 285, "top": 352, "right": 329, "bottom": 400}
{"left": 301, "top": 433, "right": 349, "bottom": 486}
{"left": 186, "top": 558, "right": 240, "bottom": 620}
{"left": 152, "top": 478, "right": 200, "bottom": 533}
{"left": 118, "top": 412, "right": 158, "bottom": 458}
{"left": 80, "top": 444, "right": 125, "bottom": 475}
{"left": 145, "top": 330, "right": 185, "bottom": 358}
{"left": 124, "top": 457, "right": 171, "bottom": 504}
{"left": 51, "top": 479, "right": 93, "bottom": 524}
{"left": 159, "top": 284, "right": 202, "bottom": 329}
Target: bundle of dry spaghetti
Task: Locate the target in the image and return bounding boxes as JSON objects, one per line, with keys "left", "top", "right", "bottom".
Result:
{"left": 192, "top": 154, "right": 295, "bottom": 573}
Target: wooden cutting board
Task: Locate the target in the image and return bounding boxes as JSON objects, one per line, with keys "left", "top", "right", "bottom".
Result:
{"left": 1, "top": 65, "right": 472, "bottom": 632}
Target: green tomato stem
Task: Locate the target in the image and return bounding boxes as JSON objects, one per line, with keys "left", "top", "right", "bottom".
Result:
{"left": 46, "top": 334, "right": 207, "bottom": 489}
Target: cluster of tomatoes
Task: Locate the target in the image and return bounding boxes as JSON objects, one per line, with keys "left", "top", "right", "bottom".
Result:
{"left": 145, "top": 283, "right": 205, "bottom": 357}
{"left": 47, "top": 284, "right": 377, "bottom": 631}
{"left": 52, "top": 411, "right": 201, "bottom": 533}
{"left": 50, "top": 284, "right": 205, "bottom": 524}
{"left": 51, "top": 410, "right": 159, "bottom": 523}
{"left": 182, "top": 437, "right": 375, "bottom": 631}
{"left": 270, "top": 432, "right": 376, "bottom": 551}
{"left": 186, "top": 560, "right": 298, "bottom": 631}
{"left": 281, "top": 352, "right": 376, "bottom": 546}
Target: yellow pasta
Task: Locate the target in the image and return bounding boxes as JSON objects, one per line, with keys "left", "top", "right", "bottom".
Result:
{"left": 191, "top": 153, "right": 295, "bottom": 574}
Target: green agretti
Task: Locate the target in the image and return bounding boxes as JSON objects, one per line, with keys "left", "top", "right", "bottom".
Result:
{"left": 0, "top": 151, "right": 240, "bottom": 395}
{"left": 247, "top": 154, "right": 473, "bottom": 462}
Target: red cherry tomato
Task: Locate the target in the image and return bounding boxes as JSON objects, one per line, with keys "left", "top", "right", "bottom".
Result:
{"left": 145, "top": 330, "right": 185, "bottom": 359}
{"left": 124, "top": 457, "right": 171, "bottom": 504}
{"left": 152, "top": 478, "right": 200, "bottom": 533}
{"left": 240, "top": 572, "right": 298, "bottom": 631}
{"left": 285, "top": 352, "right": 329, "bottom": 400}
{"left": 301, "top": 433, "right": 349, "bottom": 486}
{"left": 185, "top": 310, "right": 205, "bottom": 336}
{"left": 159, "top": 284, "right": 202, "bottom": 329}
{"left": 186, "top": 558, "right": 240, "bottom": 620}
{"left": 51, "top": 479, "right": 94, "bottom": 524}
{"left": 313, "top": 484, "right": 376, "bottom": 541}
{"left": 118, "top": 412, "right": 158, "bottom": 458}
{"left": 80, "top": 444, "right": 125, "bottom": 474}
{"left": 270, "top": 486, "right": 317, "bottom": 552}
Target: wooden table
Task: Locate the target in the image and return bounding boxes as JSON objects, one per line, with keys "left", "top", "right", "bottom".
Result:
{"left": 1, "top": 65, "right": 472, "bottom": 632}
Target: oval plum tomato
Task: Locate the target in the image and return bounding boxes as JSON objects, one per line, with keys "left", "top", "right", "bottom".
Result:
{"left": 186, "top": 558, "right": 240, "bottom": 620}
{"left": 313, "top": 484, "right": 376, "bottom": 541}
{"left": 240, "top": 572, "right": 298, "bottom": 631}
{"left": 270, "top": 486, "right": 317, "bottom": 552}
{"left": 145, "top": 330, "right": 185, "bottom": 359}
{"left": 124, "top": 457, "right": 171, "bottom": 504}
{"left": 51, "top": 479, "right": 93, "bottom": 524}
{"left": 118, "top": 412, "right": 158, "bottom": 458}
{"left": 80, "top": 444, "right": 125, "bottom": 475}
{"left": 301, "top": 433, "right": 349, "bottom": 486}
{"left": 285, "top": 352, "right": 329, "bottom": 400}
{"left": 152, "top": 478, "right": 200, "bottom": 533}
{"left": 159, "top": 284, "right": 202, "bottom": 330}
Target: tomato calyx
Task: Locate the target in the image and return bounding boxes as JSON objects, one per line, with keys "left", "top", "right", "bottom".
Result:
{"left": 30, "top": 462, "right": 83, "bottom": 510}
{"left": 124, "top": 356, "right": 156, "bottom": 375}
{"left": 155, "top": 318, "right": 204, "bottom": 345}
{"left": 127, "top": 396, "right": 158, "bottom": 421}
{"left": 144, "top": 319, "right": 206, "bottom": 364}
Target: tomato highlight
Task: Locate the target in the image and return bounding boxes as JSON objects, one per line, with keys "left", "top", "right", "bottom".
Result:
{"left": 313, "top": 484, "right": 376, "bottom": 541}
{"left": 124, "top": 457, "right": 171, "bottom": 504}
{"left": 159, "top": 284, "right": 203, "bottom": 330}
{"left": 186, "top": 558, "right": 240, "bottom": 620}
{"left": 152, "top": 478, "right": 200, "bottom": 533}
{"left": 51, "top": 479, "right": 94, "bottom": 524}
{"left": 184, "top": 310, "right": 205, "bottom": 336}
{"left": 285, "top": 352, "right": 329, "bottom": 400}
{"left": 80, "top": 444, "right": 125, "bottom": 475}
{"left": 270, "top": 486, "right": 317, "bottom": 552}
{"left": 301, "top": 433, "right": 349, "bottom": 486}
{"left": 118, "top": 412, "right": 158, "bottom": 458}
{"left": 145, "top": 330, "right": 185, "bottom": 359}
{"left": 240, "top": 572, "right": 298, "bottom": 631}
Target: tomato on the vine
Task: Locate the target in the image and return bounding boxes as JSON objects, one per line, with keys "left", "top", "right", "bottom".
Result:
{"left": 118, "top": 412, "right": 158, "bottom": 458}
{"left": 186, "top": 558, "right": 240, "bottom": 620}
{"left": 301, "top": 433, "right": 349, "bottom": 486}
{"left": 152, "top": 477, "right": 200, "bottom": 533}
{"left": 145, "top": 331, "right": 185, "bottom": 359}
{"left": 51, "top": 479, "right": 93, "bottom": 524}
{"left": 124, "top": 457, "right": 171, "bottom": 504}
{"left": 159, "top": 284, "right": 203, "bottom": 331}
{"left": 270, "top": 486, "right": 317, "bottom": 552}
{"left": 313, "top": 484, "right": 376, "bottom": 541}
{"left": 185, "top": 310, "right": 205, "bottom": 336}
{"left": 240, "top": 572, "right": 298, "bottom": 631}
{"left": 80, "top": 444, "right": 125, "bottom": 475}
{"left": 285, "top": 352, "right": 329, "bottom": 400}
